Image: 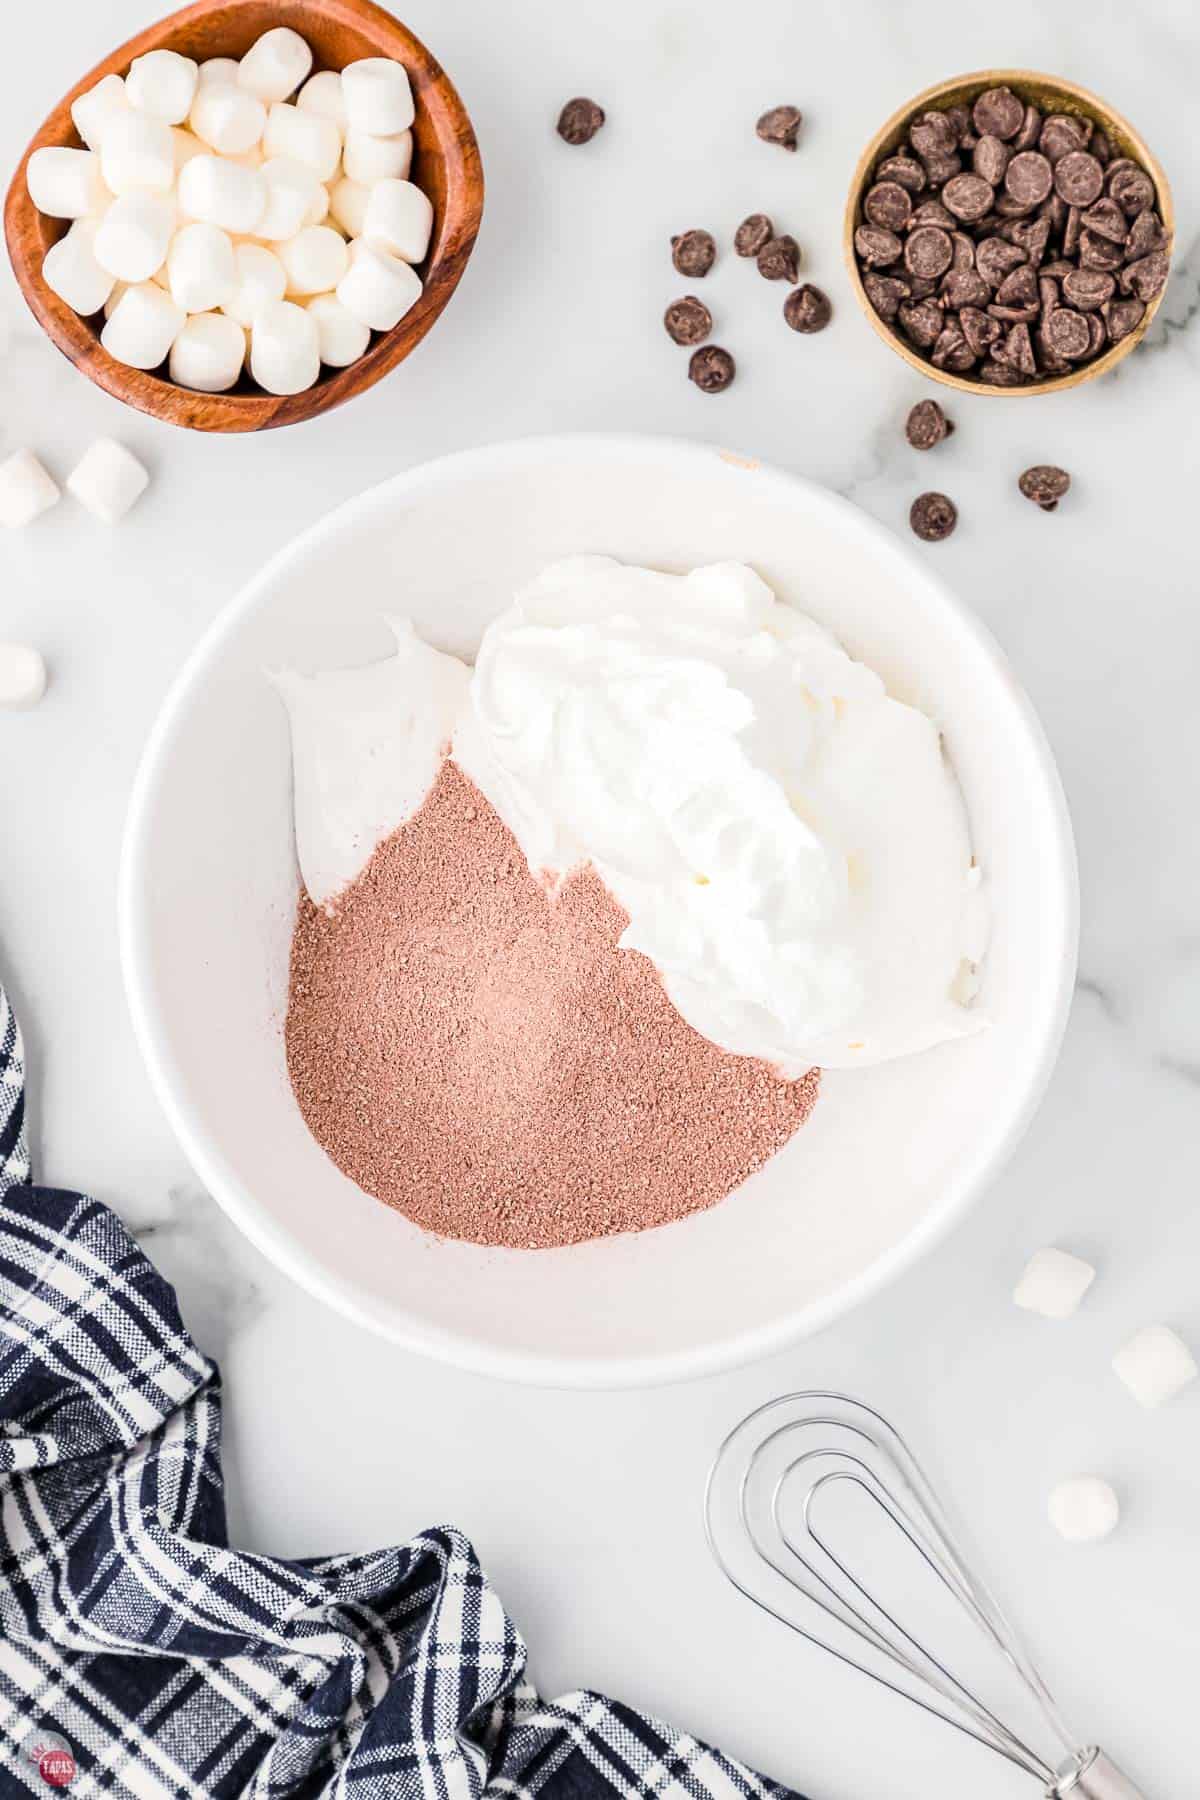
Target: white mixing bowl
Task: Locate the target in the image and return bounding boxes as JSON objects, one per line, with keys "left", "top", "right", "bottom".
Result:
{"left": 120, "top": 435, "right": 1077, "bottom": 1388}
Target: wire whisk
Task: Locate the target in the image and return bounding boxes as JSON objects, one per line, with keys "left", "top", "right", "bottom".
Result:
{"left": 704, "top": 1392, "right": 1145, "bottom": 1800}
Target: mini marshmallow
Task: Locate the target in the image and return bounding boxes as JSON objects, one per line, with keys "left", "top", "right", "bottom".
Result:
{"left": 172, "top": 128, "right": 206, "bottom": 173}
{"left": 189, "top": 83, "right": 267, "bottom": 156}
{"left": 167, "top": 220, "right": 237, "bottom": 311}
{"left": 297, "top": 70, "right": 346, "bottom": 127}
{"left": 169, "top": 311, "right": 246, "bottom": 391}
{"left": 126, "top": 50, "right": 198, "bottom": 125}
{"left": 0, "top": 644, "right": 47, "bottom": 709}
{"left": 263, "top": 102, "right": 341, "bottom": 181}
{"left": 1013, "top": 1247, "right": 1096, "bottom": 1320}
{"left": 99, "top": 110, "right": 175, "bottom": 195}
{"left": 1048, "top": 1476, "right": 1120, "bottom": 1544}
{"left": 66, "top": 437, "right": 149, "bottom": 522}
{"left": 362, "top": 177, "right": 432, "bottom": 264}
{"left": 336, "top": 237, "right": 421, "bottom": 330}
{"left": 101, "top": 280, "right": 185, "bottom": 368}
{"left": 177, "top": 154, "right": 266, "bottom": 234}
{"left": 249, "top": 298, "right": 319, "bottom": 393}
{"left": 42, "top": 219, "right": 115, "bottom": 315}
{"left": 304, "top": 183, "right": 330, "bottom": 226}
{"left": 26, "top": 147, "right": 103, "bottom": 220}
{"left": 255, "top": 156, "right": 320, "bottom": 240}
{"left": 342, "top": 127, "right": 412, "bottom": 185}
{"left": 94, "top": 191, "right": 175, "bottom": 282}
{"left": 1113, "top": 1325, "right": 1198, "bottom": 1409}
{"left": 0, "top": 450, "right": 61, "bottom": 528}
{"left": 103, "top": 280, "right": 130, "bottom": 319}
{"left": 328, "top": 174, "right": 370, "bottom": 237}
{"left": 197, "top": 57, "right": 239, "bottom": 89}
{"left": 280, "top": 225, "right": 349, "bottom": 296}
{"left": 221, "top": 241, "right": 286, "bottom": 326}
{"left": 71, "top": 74, "right": 130, "bottom": 151}
{"left": 237, "top": 28, "right": 313, "bottom": 103}
{"left": 307, "top": 292, "right": 370, "bottom": 366}
{"left": 342, "top": 58, "right": 414, "bottom": 136}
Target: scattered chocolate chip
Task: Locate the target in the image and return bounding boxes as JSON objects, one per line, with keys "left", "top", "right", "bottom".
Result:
{"left": 974, "top": 135, "right": 1011, "bottom": 185}
{"left": 783, "top": 283, "right": 832, "bottom": 332}
{"left": 1061, "top": 268, "right": 1114, "bottom": 310}
{"left": 671, "top": 229, "right": 716, "bottom": 278}
{"left": 855, "top": 223, "right": 903, "bottom": 267}
{"left": 756, "top": 105, "right": 803, "bottom": 151}
{"left": 910, "top": 491, "right": 958, "bottom": 540}
{"left": 734, "top": 213, "right": 773, "bottom": 257}
{"left": 1102, "top": 295, "right": 1145, "bottom": 342}
{"left": 1005, "top": 151, "right": 1053, "bottom": 206}
{"left": 1019, "top": 465, "right": 1070, "bottom": 510}
{"left": 1039, "top": 114, "right": 1089, "bottom": 163}
{"left": 757, "top": 234, "right": 801, "bottom": 282}
{"left": 556, "top": 97, "right": 605, "bottom": 145}
{"left": 876, "top": 154, "right": 927, "bottom": 192}
{"left": 905, "top": 225, "right": 953, "bottom": 279}
{"left": 1121, "top": 248, "right": 1170, "bottom": 302}
{"left": 1043, "top": 305, "right": 1090, "bottom": 358}
{"left": 688, "top": 344, "right": 735, "bottom": 392}
{"left": 1054, "top": 150, "right": 1104, "bottom": 206}
{"left": 943, "top": 172, "right": 994, "bottom": 222}
{"left": 865, "top": 181, "right": 914, "bottom": 230}
{"left": 973, "top": 87, "right": 1024, "bottom": 140}
{"left": 863, "top": 272, "right": 911, "bottom": 319}
{"left": 905, "top": 398, "right": 954, "bottom": 449}
{"left": 663, "top": 296, "right": 713, "bottom": 346}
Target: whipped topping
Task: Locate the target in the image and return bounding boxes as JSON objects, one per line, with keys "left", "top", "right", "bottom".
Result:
{"left": 276, "top": 556, "right": 986, "bottom": 1070}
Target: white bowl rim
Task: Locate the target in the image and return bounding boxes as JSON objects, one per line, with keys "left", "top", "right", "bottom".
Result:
{"left": 119, "top": 431, "right": 1080, "bottom": 1390}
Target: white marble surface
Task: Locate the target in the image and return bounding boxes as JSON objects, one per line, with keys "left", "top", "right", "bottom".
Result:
{"left": 2, "top": 3, "right": 1198, "bottom": 1796}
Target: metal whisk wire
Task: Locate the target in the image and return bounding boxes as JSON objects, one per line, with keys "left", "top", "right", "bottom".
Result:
{"left": 704, "top": 1392, "right": 1145, "bottom": 1800}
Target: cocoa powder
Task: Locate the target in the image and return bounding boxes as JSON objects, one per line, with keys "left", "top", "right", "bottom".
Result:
{"left": 285, "top": 760, "right": 819, "bottom": 1249}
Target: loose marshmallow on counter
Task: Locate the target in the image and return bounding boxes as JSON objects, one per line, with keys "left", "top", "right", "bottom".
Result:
{"left": 101, "top": 281, "right": 185, "bottom": 368}
{"left": 363, "top": 178, "right": 432, "bottom": 264}
{"left": 255, "top": 155, "right": 321, "bottom": 240}
{"left": 337, "top": 237, "right": 422, "bottom": 330}
{"left": 99, "top": 110, "right": 175, "bottom": 195}
{"left": 1013, "top": 1247, "right": 1096, "bottom": 1320}
{"left": 167, "top": 220, "right": 237, "bottom": 311}
{"left": 94, "top": 191, "right": 175, "bottom": 283}
{"left": 0, "top": 450, "right": 61, "bottom": 528}
{"left": 177, "top": 153, "right": 265, "bottom": 234}
{"left": 297, "top": 70, "right": 346, "bottom": 126}
{"left": 329, "top": 175, "right": 370, "bottom": 237}
{"left": 237, "top": 28, "right": 313, "bottom": 103}
{"left": 221, "top": 241, "right": 286, "bottom": 326}
{"left": 307, "top": 293, "right": 370, "bottom": 366}
{"left": 1113, "top": 1325, "right": 1198, "bottom": 1409}
{"left": 342, "top": 58, "right": 414, "bottom": 135}
{"left": 263, "top": 101, "right": 341, "bottom": 181}
{"left": 189, "top": 83, "right": 267, "bottom": 155}
{"left": 342, "top": 127, "right": 412, "bottom": 185}
{"left": 0, "top": 645, "right": 47, "bottom": 709}
{"left": 71, "top": 74, "right": 130, "bottom": 150}
{"left": 280, "top": 225, "right": 349, "bottom": 296}
{"left": 66, "top": 437, "right": 149, "bottom": 522}
{"left": 26, "top": 147, "right": 103, "bottom": 220}
{"left": 250, "top": 298, "right": 319, "bottom": 393}
{"left": 169, "top": 311, "right": 246, "bottom": 391}
{"left": 126, "top": 50, "right": 198, "bottom": 125}
{"left": 42, "top": 219, "right": 115, "bottom": 315}
{"left": 1047, "top": 1477, "right": 1120, "bottom": 1543}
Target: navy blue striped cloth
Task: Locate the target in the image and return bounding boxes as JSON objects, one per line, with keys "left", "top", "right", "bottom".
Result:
{"left": 0, "top": 975, "right": 801, "bottom": 1800}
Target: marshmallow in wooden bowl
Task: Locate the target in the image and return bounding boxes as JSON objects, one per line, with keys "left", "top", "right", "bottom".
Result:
{"left": 29, "top": 29, "right": 433, "bottom": 395}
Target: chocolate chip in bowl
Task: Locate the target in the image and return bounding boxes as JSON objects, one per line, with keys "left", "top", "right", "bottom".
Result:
{"left": 844, "top": 71, "right": 1173, "bottom": 396}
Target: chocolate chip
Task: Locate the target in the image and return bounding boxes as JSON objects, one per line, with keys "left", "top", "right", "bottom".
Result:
{"left": 734, "top": 213, "right": 773, "bottom": 258}
{"left": 1108, "top": 163, "right": 1155, "bottom": 215}
{"left": 1005, "top": 151, "right": 1053, "bottom": 206}
{"left": 1001, "top": 320, "right": 1038, "bottom": 374}
{"left": 1054, "top": 150, "right": 1104, "bottom": 207}
{"left": 1085, "top": 311, "right": 1107, "bottom": 356}
{"left": 905, "top": 398, "right": 954, "bottom": 449}
{"left": 941, "top": 267, "right": 990, "bottom": 308}
{"left": 973, "top": 87, "right": 1025, "bottom": 140}
{"left": 556, "top": 97, "right": 605, "bottom": 144}
{"left": 909, "top": 199, "right": 956, "bottom": 232}
{"left": 932, "top": 323, "right": 975, "bottom": 371}
{"left": 1125, "top": 208, "right": 1167, "bottom": 260}
{"left": 950, "top": 230, "right": 977, "bottom": 270}
{"left": 943, "top": 172, "right": 994, "bottom": 222}
{"left": 898, "top": 297, "right": 944, "bottom": 348}
{"left": 960, "top": 305, "right": 1002, "bottom": 355}
{"left": 671, "top": 230, "right": 716, "bottom": 277}
{"left": 978, "top": 360, "right": 1029, "bottom": 385}
{"left": 688, "top": 345, "right": 735, "bottom": 392}
{"left": 855, "top": 224, "right": 903, "bottom": 267}
{"left": 757, "top": 234, "right": 801, "bottom": 282}
{"left": 906, "top": 276, "right": 940, "bottom": 300}
{"left": 976, "top": 237, "right": 1028, "bottom": 287}
{"left": 756, "top": 105, "right": 803, "bottom": 151}
{"left": 1014, "top": 104, "right": 1043, "bottom": 152}
{"left": 1039, "top": 114, "right": 1089, "bottom": 163}
{"left": 994, "top": 191, "right": 1037, "bottom": 219}
{"left": 1120, "top": 248, "right": 1169, "bottom": 302}
{"left": 865, "top": 181, "right": 914, "bottom": 230}
{"left": 863, "top": 272, "right": 911, "bottom": 319}
{"left": 910, "top": 111, "right": 958, "bottom": 160}
{"left": 910, "top": 492, "right": 957, "bottom": 540}
{"left": 944, "top": 105, "right": 972, "bottom": 145}
{"left": 1062, "top": 205, "right": 1083, "bottom": 258}
{"left": 1061, "top": 268, "right": 1114, "bottom": 310}
{"left": 988, "top": 301, "right": 1040, "bottom": 324}
{"left": 1039, "top": 258, "right": 1075, "bottom": 279}
{"left": 1079, "top": 227, "right": 1124, "bottom": 271}
{"left": 1040, "top": 193, "right": 1068, "bottom": 235}
{"left": 1091, "top": 129, "right": 1112, "bottom": 166}
{"left": 1009, "top": 216, "right": 1051, "bottom": 266}
{"left": 663, "top": 296, "right": 713, "bottom": 346}
{"left": 1034, "top": 328, "right": 1071, "bottom": 375}
{"left": 995, "top": 262, "right": 1038, "bottom": 308}
{"left": 1080, "top": 196, "right": 1127, "bottom": 243}
{"left": 1019, "top": 465, "right": 1070, "bottom": 511}
{"left": 1043, "top": 306, "right": 1090, "bottom": 358}
{"left": 783, "top": 283, "right": 832, "bottom": 333}
{"left": 921, "top": 151, "right": 963, "bottom": 191}
{"left": 876, "top": 154, "right": 927, "bottom": 193}
{"left": 973, "top": 135, "right": 1011, "bottom": 185}
{"left": 1102, "top": 295, "right": 1145, "bottom": 342}
{"left": 905, "top": 225, "right": 953, "bottom": 279}
{"left": 1038, "top": 274, "right": 1060, "bottom": 315}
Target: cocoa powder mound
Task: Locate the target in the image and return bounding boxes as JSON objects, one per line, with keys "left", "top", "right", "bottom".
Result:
{"left": 285, "top": 759, "right": 820, "bottom": 1249}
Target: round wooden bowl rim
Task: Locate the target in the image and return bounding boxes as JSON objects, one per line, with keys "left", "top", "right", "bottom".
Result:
{"left": 842, "top": 67, "right": 1175, "bottom": 398}
{"left": 3, "top": 0, "right": 484, "bottom": 431}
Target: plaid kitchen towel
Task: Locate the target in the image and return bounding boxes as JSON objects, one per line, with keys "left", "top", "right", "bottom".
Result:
{"left": 0, "top": 976, "right": 802, "bottom": 1800}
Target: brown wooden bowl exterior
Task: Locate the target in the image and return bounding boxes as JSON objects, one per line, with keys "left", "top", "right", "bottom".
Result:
{"left": 3, "top": 0, "right": 483, "bottom": 430}
{"left": 843, "top": 69, "right": 1174, "bottom": 398}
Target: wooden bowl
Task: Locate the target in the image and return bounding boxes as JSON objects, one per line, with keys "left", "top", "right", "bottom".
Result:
{"left": 3, "top": 0, "right": 483, "bottom": 431}
{"left": 843, "top": 69, "right": 1173, "bottom": 398}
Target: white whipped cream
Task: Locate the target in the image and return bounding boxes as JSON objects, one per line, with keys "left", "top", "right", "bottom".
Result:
{"left": 276, "top": 557, "right": 986, "bottom": 1070}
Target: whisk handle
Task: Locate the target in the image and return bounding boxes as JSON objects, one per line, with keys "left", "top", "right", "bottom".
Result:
{"left": 1050, "top": 1748, "right": 1146, "bottom": 1800}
